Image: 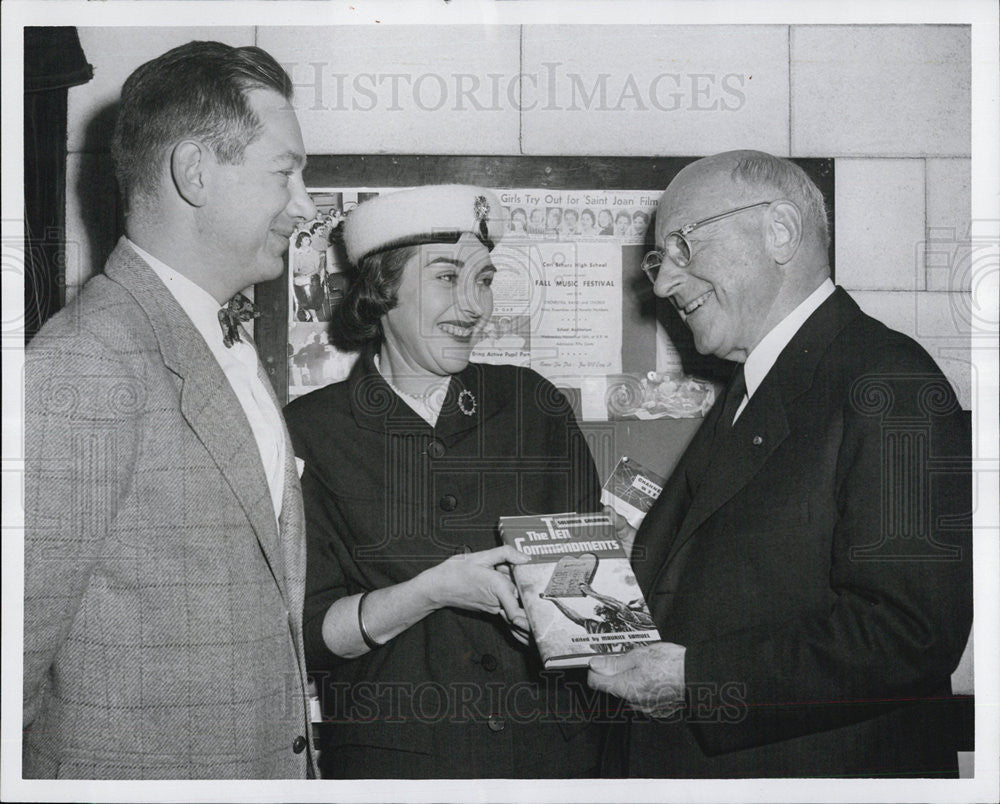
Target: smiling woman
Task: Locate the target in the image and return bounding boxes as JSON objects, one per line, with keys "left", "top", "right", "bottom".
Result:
{"left": 283, "top": 185, "right": 604, "bottom": 778}
{"left": 381, "top": 233, "right": 496, "bottom": 387}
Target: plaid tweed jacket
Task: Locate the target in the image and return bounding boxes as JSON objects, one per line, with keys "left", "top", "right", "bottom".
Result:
{"left": 23, "top": 239, "right": 315, "bottom": 779}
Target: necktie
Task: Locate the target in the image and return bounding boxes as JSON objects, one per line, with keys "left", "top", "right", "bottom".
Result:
{"left": 218, "top": 293, "right": 260, "bottom": 348}
{"left": 716, "top": 363, "right": 747, "bottom": 432}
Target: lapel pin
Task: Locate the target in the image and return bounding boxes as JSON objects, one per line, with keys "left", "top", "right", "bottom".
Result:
{"left": 752, "top": 435, "right": 764, "bottom": 446}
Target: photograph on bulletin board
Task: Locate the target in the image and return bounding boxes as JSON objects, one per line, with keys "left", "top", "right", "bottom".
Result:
{"left": 287, "top": 186, "right": 717, "bottom": 421}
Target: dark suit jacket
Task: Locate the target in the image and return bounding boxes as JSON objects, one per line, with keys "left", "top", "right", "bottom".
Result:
{"left": 284, "top": 354, "right": 604, "bottom": 778}
{"left": 616, "top": 287, "right": 972, "bottom": 778}
{"left": 23, "top": 239, "right": 315, "bottom": 778}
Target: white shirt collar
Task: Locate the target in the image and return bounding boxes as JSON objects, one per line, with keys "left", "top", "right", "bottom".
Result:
{"left": 373, "top": 352, "right": 447, "bottom": 427}
{"left": 743, "top": 278, "right": 836, "bottom": 399}
{"left": 126, "top": 238, "right": 229, "bottom": 352}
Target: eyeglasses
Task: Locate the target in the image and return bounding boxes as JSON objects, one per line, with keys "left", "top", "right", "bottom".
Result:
{"left": 641, "top": 201, "right": 776, "bottom": 282}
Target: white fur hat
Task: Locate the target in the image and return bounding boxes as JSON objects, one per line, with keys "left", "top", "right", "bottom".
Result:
{"left": 343, "top": 184, "right": 507, "bottom": 265}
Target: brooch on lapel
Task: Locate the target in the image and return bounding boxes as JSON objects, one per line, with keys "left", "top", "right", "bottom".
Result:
{"left": 458, "top": 389, "right": 477, "bottom": 417}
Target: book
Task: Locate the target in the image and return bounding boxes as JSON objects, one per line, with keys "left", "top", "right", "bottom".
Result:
{"left": 600, "top": 456, "right": 666, "bottom": 529}
{"left": 498, "top": 512, "right": 661, "bottom": 669}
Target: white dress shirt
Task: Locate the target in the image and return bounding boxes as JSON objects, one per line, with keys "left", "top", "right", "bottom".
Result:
{"left": 128, "top": 239, "right": 287, "bottom": 524}
{"left": 733, "top": 278, "right": 836, "bottom": 423}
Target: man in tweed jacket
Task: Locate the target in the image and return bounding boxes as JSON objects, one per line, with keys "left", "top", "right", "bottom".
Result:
{"left": 23, "top": 42, "right": 318, "bottom": 779}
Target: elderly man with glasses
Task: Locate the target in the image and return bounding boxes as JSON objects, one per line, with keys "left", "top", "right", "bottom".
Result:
{"left": 589, "top": 150, "right": 972, "bottom": 778}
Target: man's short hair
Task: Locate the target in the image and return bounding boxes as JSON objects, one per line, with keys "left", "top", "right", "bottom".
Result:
{"left": 730, "top": 152, "right": 830, "bottom": 248}
{"left": 111, "top": 41, "right": 293, "bottom": 203}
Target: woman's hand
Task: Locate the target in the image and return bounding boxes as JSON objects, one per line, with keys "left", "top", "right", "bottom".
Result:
{"left": 415, "top": 545, "right": 530, "bottom": 625}
{"left": 496, "top": 563, "right": 531, "bottom": 645}
{"left": 322, "top": 545, "right": 531, "bottom": 659}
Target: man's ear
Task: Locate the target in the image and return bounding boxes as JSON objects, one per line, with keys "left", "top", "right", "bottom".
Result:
{"left": 170, "top": 140, "right": 210, "bottom": 207}
{"left": 766, "top": 200, "right": 802, "bottom": 265}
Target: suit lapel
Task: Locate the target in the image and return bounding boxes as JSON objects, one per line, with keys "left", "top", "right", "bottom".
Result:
{"left": 275, "top": 414, "right": 307, "bottom": 655}
{"left": 434, "top": 362, "right": 512, "bottom": 443}
{"left": 653, "top": 288, "right": 861, "bottom": 573}
{"left": 664, "top": 383, "right": 790, "bottom": 565}
{"left": 252, "top": 348, "right": 308, "bottom": 602}
{"left": 631, "top": 396, "right": 723, "bottom": 590}
{"left": 276, "top": 431, "right": 305, "bottom": 606}
{"left": 104, "top": 239, "right": 289, "bottom": 601}
{"left": 347, "top": 353, "right": 512, "bottom": 442}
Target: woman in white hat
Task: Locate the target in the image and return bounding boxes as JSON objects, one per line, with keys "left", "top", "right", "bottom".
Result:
{"left": 284, "top": 185, "right": 603, "bottom": 778}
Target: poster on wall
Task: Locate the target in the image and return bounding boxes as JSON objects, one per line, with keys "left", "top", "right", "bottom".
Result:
{"left": 287, "top": 187, "right": 716, "bottom": 421}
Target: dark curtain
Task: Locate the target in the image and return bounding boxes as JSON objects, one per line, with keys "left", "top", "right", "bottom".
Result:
{"left": 23, "top": 27, "right": 92, "bottom": 343}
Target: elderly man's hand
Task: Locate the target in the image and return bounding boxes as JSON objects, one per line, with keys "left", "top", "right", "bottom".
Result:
{"left": 602, "top": 505, "right": 638, "bottom": 558}
{"left": 587, "top": 642, "right": 686, "bottom": 719}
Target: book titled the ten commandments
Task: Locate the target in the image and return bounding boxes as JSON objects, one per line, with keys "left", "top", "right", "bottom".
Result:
{"left": 498, "top": 512, "right": 660, "bottom": 669}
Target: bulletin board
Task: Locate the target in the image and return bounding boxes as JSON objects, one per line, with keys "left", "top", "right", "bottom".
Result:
{"left": 255, "top": 155, "right": 834, "bottom": 479}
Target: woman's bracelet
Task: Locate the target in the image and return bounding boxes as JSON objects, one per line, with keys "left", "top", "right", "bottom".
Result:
{"left": 357, "top": 590, "right": 382, "bottom": 650}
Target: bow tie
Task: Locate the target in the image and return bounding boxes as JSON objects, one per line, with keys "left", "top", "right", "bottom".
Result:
{"left": 218, "top": 293, "right": 260, "bottom": 348}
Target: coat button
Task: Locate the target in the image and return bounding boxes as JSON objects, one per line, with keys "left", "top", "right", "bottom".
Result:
{"left": 487, "top": 715, "right": 506, "bottom": 732}
{"left": 292, "top": 735, "right": 307, "bottom": 754}
{"left": 480, "top": 653, "right": 498, "bottom": 672}
{"left": 439, "top": 494, "right": 458, "bottom": 511}
{"left": 752, "top": 435, "right": 764, "bottom": 446}
{"left": 427, "top": 440, "right": 445, "bottom": 458}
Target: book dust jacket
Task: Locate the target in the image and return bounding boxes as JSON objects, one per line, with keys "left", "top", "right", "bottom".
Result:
{"left": 499, "top": 512, "right": 660, "bottom": 668}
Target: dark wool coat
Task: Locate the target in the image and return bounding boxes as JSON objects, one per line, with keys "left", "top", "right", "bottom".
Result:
{"left": 285, "top": 354, "right": 605, "bottom": 778}
{"left": 610, "top": 288, "right": 972, "bottom": 778}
